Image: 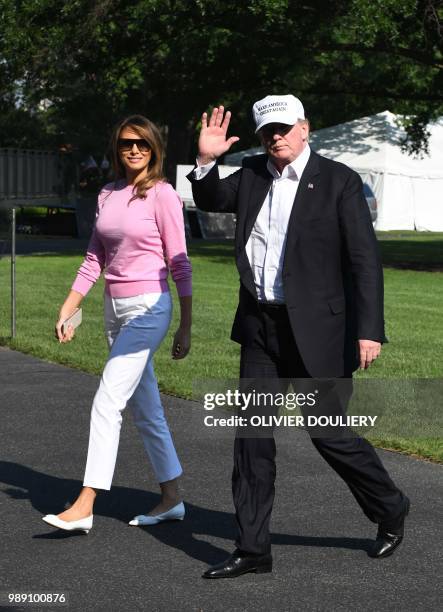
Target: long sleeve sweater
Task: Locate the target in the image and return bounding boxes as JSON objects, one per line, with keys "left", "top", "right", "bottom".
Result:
{"left": 71, "top": 179, "right": 192, "bottom": 298}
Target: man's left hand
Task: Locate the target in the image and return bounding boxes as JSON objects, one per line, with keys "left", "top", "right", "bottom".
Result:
{"left": 358, "top": 339, "right": 381, "bottom": 370}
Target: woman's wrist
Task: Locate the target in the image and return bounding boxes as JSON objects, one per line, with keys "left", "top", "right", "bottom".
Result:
{"left": 58, "top": 291, "right": 83, "bottom": 320}
{"left": 59, "top": 305, "right": 76, "bottom": 319}
{"left": 58, "top": 308, "right": 71, "bottom": 321}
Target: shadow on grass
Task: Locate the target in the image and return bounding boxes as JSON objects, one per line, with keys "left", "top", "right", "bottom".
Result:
{"left": 6, "top": 233, "right": 443, "bottom": 271}
{"left": 189, "top": 238, "right": 443, "bottom": 271}
{"left": 17, "top": 251, "right": 87, "bottom": 258}
{"left": 378, "top": 239, "right": 443, "bottom": 271}
{"left": 188, "top": 239, "right": 235, "bottom": 264}
{"left": 8, "top": 235, "right": 443, "bottom": 270}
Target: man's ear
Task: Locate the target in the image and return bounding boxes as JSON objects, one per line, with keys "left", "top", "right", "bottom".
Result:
{"left": 300, "top": 120, "right": 310, "bottom": 142}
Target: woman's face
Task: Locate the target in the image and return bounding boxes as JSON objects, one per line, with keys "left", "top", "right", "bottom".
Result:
{"left": 118, "top": 126, "right": 152, "bottom": 175}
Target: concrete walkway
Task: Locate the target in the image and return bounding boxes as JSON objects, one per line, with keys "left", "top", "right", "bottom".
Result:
{"left": 1, "top": 347, "right": 441, "bottom": 611}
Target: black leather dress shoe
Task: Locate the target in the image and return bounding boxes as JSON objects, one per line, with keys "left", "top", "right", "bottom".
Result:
{"left": 369, "top": 531, "right": 404, "bottom": 558}
{"left": 202, "top": 549, "right": 272, "bottom": 579}
{"left": 369, "top": 497, "right": 410, "bottom": 559}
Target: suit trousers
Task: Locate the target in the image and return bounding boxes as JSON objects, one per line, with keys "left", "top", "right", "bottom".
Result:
{"left": 232, "top": 305, "right": 405, "bottom": 555}
{"left": 83, "top": 291, "right": 182, "bottom": 490}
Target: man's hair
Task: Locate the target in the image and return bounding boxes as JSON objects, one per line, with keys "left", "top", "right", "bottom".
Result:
{"left": 299, "top": 117, "right": 310, "bottom": 142}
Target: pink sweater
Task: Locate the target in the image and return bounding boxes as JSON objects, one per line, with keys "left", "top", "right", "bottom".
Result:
{"left": 71, "top": 180, "right": 192, "bottom": 298}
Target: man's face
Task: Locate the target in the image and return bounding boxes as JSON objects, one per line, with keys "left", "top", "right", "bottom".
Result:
{"left": 259, "top": 121, "right": 309, "bottom": 167}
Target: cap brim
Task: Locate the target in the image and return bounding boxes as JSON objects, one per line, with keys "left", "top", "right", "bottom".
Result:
{"left": 255, "top": 116, "right": 300, "bottom": 133}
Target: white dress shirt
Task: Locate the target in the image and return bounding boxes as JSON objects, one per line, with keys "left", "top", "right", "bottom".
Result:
{"left": 194, "top": 144, "right": 311, "bottom": 303}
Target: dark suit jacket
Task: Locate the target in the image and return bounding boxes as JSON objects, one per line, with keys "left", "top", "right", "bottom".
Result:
{"left": 187, "top": 150, "right": 385, "bottom": 378}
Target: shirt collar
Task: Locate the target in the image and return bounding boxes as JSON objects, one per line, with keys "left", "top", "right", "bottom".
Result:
{"left": 267, "top": 144, "right": 311, "bottom": 180}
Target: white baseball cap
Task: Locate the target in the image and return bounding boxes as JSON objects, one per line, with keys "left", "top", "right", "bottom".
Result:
{"left": 252, "top": 94, "right": 305, "bottom": 133}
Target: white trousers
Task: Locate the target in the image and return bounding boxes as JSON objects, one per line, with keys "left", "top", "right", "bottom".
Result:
{"left": 83, "top": 291, "right": 182, "bottom": 490}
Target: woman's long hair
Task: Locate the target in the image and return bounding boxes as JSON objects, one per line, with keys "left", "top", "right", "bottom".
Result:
{"left": 109, "top": 114, "right": 165, "bottom": 201}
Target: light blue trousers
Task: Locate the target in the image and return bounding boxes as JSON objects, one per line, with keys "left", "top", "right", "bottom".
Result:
{"left": 83, "top": 291, "right": 182, "bottom": 490}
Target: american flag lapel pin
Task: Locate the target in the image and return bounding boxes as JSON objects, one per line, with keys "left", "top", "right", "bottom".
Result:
{"left": 308, "top": 183, "right": 314, "bottom": 189}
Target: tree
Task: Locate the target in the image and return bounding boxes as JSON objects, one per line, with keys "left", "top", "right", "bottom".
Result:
{"left": 1, "top": 0, "right": 441, "bottom": 176}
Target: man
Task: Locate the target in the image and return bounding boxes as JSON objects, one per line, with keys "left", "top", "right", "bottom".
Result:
{"left": 188, "top": 95, "right": 409, "bottom": 579}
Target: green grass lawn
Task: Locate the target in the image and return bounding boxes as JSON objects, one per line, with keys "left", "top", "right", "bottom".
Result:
{"left": 0, "top": 240, "right": 442, "bottom": 462}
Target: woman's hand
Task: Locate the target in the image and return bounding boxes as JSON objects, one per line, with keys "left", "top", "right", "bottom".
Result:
{"left": 55, "top": 316, "right": 76, "bottom": 343}
{"left": 55, "top": 291, "right": 83, "bottom": 344}
{"left": 55, "top": 310, "right": 76, "bottom": 343}
{"left": 171, "top": 326, "right": 191, "bottom": 360}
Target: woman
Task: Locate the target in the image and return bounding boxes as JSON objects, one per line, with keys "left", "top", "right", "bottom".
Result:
{"left": 43, "top": 115, "right": 192, "bottom": 533}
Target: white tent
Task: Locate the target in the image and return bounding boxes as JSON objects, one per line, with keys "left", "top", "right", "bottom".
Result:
{"left": 309, "top": 111, "right": 443, "bottom": 231}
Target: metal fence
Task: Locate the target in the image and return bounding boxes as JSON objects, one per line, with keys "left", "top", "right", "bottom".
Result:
{"left": 0, "top": 148, "right": 69, "bottom": 208}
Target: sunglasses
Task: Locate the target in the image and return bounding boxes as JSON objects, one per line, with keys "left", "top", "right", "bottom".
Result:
{"left": 117, "top": 138, "right": 151, "bottom": 152}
